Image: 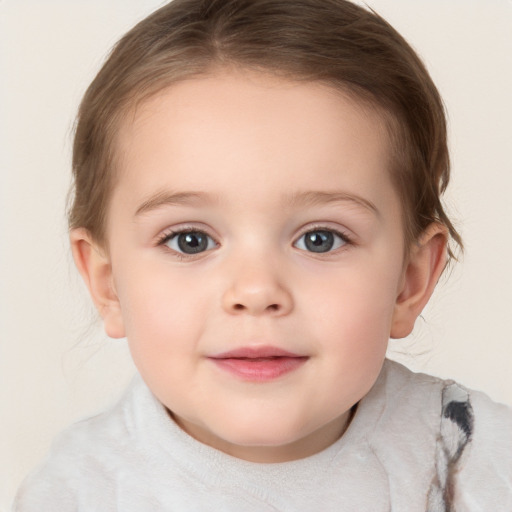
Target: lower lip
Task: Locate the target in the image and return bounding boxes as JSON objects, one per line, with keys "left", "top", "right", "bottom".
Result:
{"left": 209, "top": 356, "right": 308, "bottom": 381}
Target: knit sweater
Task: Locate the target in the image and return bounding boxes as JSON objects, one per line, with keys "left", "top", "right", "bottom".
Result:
{"left": 14, "top": 360, "right": 512, "bottom": 511}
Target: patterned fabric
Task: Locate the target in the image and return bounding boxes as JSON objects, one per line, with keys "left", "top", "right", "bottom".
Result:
{"left": 428, "top": 383, "right": 475, "bottom": 511}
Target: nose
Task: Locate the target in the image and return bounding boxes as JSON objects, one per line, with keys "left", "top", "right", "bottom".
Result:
{"left": 221, "top": 259, "right": 294, "bottom": 317}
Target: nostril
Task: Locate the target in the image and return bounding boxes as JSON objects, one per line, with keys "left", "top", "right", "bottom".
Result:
{"left": 231, "top": 303, "right": 280, "bottom": 312}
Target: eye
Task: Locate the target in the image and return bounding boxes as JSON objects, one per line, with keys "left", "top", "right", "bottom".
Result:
{"left": 161, "top": 230, "right": 217, "bottom": 255}
{"left": 294, "top": 229, "right": 348, "bottom": 253}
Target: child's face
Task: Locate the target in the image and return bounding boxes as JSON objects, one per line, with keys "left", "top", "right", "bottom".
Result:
{"left": 85, "top": 71, "right": 425, "bottom": 462}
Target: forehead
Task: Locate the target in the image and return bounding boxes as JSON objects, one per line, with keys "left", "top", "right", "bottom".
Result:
{"left": 111, "top": 70, "right": 397, "bottom": 217}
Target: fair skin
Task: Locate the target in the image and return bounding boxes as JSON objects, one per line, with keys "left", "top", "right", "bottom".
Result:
{"left": 71, "top": 70, "right": 447, "bottom": 463}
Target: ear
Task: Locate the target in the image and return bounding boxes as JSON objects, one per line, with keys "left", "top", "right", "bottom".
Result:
{"left": 390, "top": 223, "right": 448, "bottom": 339}
{"left": 70, "top": 228, "right": 125, "bottom": 339}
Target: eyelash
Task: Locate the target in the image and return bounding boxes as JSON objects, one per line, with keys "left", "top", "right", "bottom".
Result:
{"left": 155, "top": 225, "right": 353, "bottom": 259}
{"left": 156, "top": 227, "right": 218, "bottom": 260}
{"left": 294, "top": 225, "right": 353, "bottom": 254}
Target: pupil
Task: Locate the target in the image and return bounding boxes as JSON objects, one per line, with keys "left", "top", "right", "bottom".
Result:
{"left": 178, "top": 232, "right": 208, "bottom": 254}
{"left": 305, "top": 231, "right": 334, "bottom": 253}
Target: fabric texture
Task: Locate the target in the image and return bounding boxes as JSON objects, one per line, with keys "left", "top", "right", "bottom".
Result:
{"left": 13, "top": 360, "right": 512, "bottom": 511}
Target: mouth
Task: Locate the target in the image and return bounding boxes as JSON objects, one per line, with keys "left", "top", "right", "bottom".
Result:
{"left": 208, "top": 346, "right": 309, "bottom": 382}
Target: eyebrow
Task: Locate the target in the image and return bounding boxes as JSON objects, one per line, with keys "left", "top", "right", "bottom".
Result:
{"left": 134, "top": 189, "right": 379, "bottom": 217}
{"left": 286, "top": 191, "right": 380, "bottom": 217}
{"left": 134, "top": 191, "right": 217, "bottom": 217}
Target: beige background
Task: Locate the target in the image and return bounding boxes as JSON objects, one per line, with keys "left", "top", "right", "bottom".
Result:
{"left": 1, "top": 0, "right": 511, "bottom": 509}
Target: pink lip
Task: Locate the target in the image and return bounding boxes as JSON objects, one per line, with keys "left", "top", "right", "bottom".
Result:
{"left": 208, "top": 346, "right": 308, "bottom": 382}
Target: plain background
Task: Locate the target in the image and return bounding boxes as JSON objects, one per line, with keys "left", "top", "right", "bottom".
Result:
{"left": 1, "top": 0, "right": 511, "bottom": 508}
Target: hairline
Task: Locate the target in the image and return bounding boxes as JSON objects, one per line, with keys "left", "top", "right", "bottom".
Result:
{"left": 97, "top": 63, "right": 413, "bottom": 254}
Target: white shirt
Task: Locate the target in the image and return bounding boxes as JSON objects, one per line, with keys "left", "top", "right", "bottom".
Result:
{"left": 14, "top": 360, "right": 512, "bottom": 511}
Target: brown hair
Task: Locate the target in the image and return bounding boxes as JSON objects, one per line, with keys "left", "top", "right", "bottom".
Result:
{"left": 69, "top": 0, "right": 462, "bottom": 256}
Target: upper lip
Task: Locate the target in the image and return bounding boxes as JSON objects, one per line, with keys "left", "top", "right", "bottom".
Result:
{"left": 209, "top": 346, "right": 306, "bottom": 359}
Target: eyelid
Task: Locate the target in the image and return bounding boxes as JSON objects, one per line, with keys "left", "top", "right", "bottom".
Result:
{"left": 292, "top": 224, "right": 354, "bottom": 253}
{"left": 155, "top": 225, "right": 219, "bottom": 257}
{"left": 155, "top": 222, "right": 217, "bottom": 242}
{"left": 294, "top": 223, "right": 353, "bottom": 243}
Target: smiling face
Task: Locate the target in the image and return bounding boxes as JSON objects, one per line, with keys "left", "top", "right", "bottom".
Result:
{"left": 72, "top": 70, "right": 446, "bottom": 462}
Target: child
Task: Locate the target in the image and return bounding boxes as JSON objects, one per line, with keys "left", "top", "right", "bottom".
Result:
{"left": 14, "top": 0, "right": 512, "bottom": 510}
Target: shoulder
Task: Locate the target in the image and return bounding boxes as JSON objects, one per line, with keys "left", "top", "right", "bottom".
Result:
{"left": 369, "top": 359, "right": 448, "bottom": 420}
{"left": 453, "top": 386, "right": 512, "bottom": 508}
{"left": 13, "top": 377, "right": 145, "bottom": 511}
{"left": 381, "top": 359, "right": 512, "bottom": 454}
{"left": 377, "top": 359, "right": 512, "bottom": 431}
{"left": 379, "top": 360, "right": 512, "bottom": 508}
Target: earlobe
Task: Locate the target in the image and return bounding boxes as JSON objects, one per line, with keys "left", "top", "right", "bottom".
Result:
{"left": 70, "top": 228, "right": 125, "bottom": 339}
{"left": 390, "top": 224, "right": 448, "bottom": 339}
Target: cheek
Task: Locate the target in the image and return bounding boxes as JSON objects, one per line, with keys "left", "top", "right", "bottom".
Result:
{"left": 307, "top": 258, "right": 401, "bottom": 327}
{"left": 301, "top": 253, "right": 403, "bottom": 376}
{"left": 115, "top": 265, "right": 211, "bottom": 357}
{"left": 313, "top": 287, "right": 394, "bottom": 366}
